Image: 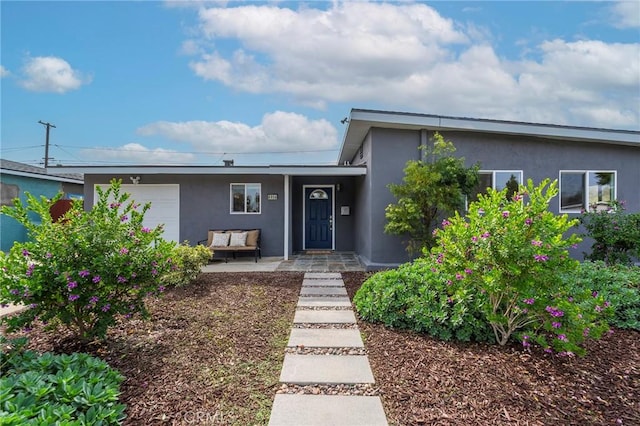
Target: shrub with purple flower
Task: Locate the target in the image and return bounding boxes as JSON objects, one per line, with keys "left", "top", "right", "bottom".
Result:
{"left": 0, "top": 179, "right": 175, "bottom": 341}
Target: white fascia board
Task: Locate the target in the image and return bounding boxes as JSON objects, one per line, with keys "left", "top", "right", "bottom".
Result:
{"left": 1, "top": 169, "right": 84, "bottom": 184}
{"left": 54, "top": 165, "right": 367, "bottom": 176}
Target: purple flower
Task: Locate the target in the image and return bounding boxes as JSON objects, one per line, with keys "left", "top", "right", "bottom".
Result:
{"left": 109, "top": 202, "right": 121, "bottom": 209}
{"left": 481, "top": 231, "right": 490, "bottom": 239}
{"left": 151, "top": 269, "right": 158, "bottom": 276}
{"left": 101, "top": 304, "right": 111, "bottom": 312}
{"left": 471, "top": 236, "right": 478, "bottom": 243}
{"left": 131, "top": 272, "right": 137, "bottom": 279}
{"left": 26, "top": 264, "right": 35, "bottom": 277}
{"left": 525, "top": 218, "right": 533, "bottom": 225}
{"left": 68, "top": 294, "right": 80, "bottom": 302}
{"left": 545, "top": 306, "right": 564, "bottom": 317}
{"left": 141, "top": 227, "right": 151, "bottom": 233}
{"left": 552, "top": 321, "right": 562, "bottom": 329}
{"left": 158, "top": 285, "right": 166, "bottom": 292}
{"left": 89, "top": 296, "right": 99, "bottom": 304}
{"left": 567, "top": 296, "right": 574, "bottom": 302}
{"left": 531, "top": 240, "right": 543, "bottom": 247}
{"left": 513, "top": 194, "right": 523, "bottom": 202}
{"left": 92, "top": 275, "right": 101, "bottom": 283}
{"left": 45, "top": 252, "right": 53, "bottom": 259}
{"left": 522, "top": 335, "right": 530, "bottom": 348}
{"left": 446, "top": 280, "right": 452, "bottom": 286}
{"left": 592, "top": 291, "right": 598, "bottom": 298}
{"left": 571, "top": 244, "right": 578, "bottom": 249}
{"left": 595, "top": 305, "right": 602, "bottom": 312}
{"left": 544, "top": 348, "right": 553, "bottom": 354}
{"left": 465, "top": 268, "right": 473, "bottom": 275}
{"left": 10, "top": 289, "right": 19, "bottom": 295}
{"left": 117, "top": 276, "right": 127, "bottom": 284}
{"left": 447, "top": 297, "right": 453, "bottom": 304}
{"left": 604, "top": 301, "right": 611, "bottom": 308}
{"left": 441, "top": 219, "right": 451, "bottom": 227}
{"left": 29, "top": 303, "right": 38, "bottom": 309}
{"left": 502, "top": 211, "right": 510, "bottom": 218}
{"left": 119, "top": 247, "right": 129, "bottom": 255}
{"left": 22, "top": 249, "right": 30, "bottom": 257}
{"left": 523, "top": 298, "right": 535, "bottom": 305}
{"left": 583, "top": 328, "right": 590, "bottom": 337}
{"left": 557, "top": 334, "right": 568, "bottom": 342}
{"left": 120, "top": 215, "right": 128, "bottom": 222}
{"left": 79, "top": 270, "right": 90, "bottom": 278}
{"left": 534, "top": 254, "right": 549, "bottom": 262}
{"left": 455, "top": 273, "right": 464, "bottom": 280}
{"left": 67, "top": 281, "right": 78, "bottom": 290}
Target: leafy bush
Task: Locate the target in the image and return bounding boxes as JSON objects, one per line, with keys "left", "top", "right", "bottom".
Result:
{"left": 1, "top": 339, "right": 125, "bottom": 425}
{"left": 358, "top": 179, "right": 612, "bottom": 356}
{"left": 579, "top": 201, "right": 640, "bottom": 265}
{"left": 354, "top": 258, "right": 493, "bottom": 342}
{"left": 160, "top": 242, "right": 211, "bottom": 287}
{"left": 384, "top": 132, "right": 479, "bottom": 254}
{"left": 0, "top": 180, "right": 175, "bottom": 341}
{"left": 561, "top": 261, "right": 640, "bottom": 330}
{"left": 432, "top": 179, "right": 611, "bottom": 355}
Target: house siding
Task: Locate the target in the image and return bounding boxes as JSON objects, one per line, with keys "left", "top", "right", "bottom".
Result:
{"left": 359, "top": 128, "right": 640, "bottom": 267}
{"left": 84, "top": 174, "right": 286, "bottom": 256}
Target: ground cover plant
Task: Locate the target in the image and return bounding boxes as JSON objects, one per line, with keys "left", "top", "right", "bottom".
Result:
{"left": 2, "top": 272, "right": 301, "bottom": 425}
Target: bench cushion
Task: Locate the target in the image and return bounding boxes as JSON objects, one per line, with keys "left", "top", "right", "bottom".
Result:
{"left": 229, "top": 232, "right": 248, "bottom": 247}
{"left": 211, "top": 232, "right": 231, "bottom": 247}
{"left": 246, "top": 229, "right": 260, "bottom": 247}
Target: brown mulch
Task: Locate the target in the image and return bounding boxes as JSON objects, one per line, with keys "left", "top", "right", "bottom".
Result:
{"left": 5, "top": 272, "right": 302, "bottom": 425}
{"left": 343, "top": 272, "right": 640, "bottom": 426}
{"left": 5, "top": 271, "right": 639, "bottom": 425}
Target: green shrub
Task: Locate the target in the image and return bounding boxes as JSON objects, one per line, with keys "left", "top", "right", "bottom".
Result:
{"left": 354, "top": 258, "right": 493, "bottom": 342}
{"left": 0, "top": 179, "right": 176, "bottom": 342}
{"left": 432, "top": 179, "right": 611, "bottom": 355}
{"left": 1, "top": 339, "right": 126, "bottom": 425}
{"left": 579, "top": 201, "right": 640, "bottom": 265}
{"left": 160, "top": 242, "right": 211, "bottom": 287}
{"left": 562, "top": 261, "right": 640, "bottom": 330}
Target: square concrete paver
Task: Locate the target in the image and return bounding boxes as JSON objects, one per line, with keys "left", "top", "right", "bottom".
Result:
{"left": 302, "top": 279, "right": 345, "bottom": 287}
{"left": 269, "top": 394, "right": 388, "bottom": 426}
{"left": 300, "top": 286, "right": 347, "bottom": 296}
{"left": 294, "top": 310, "right": 356, "bottom": 324}
{"left": 287, "top": 328, "right": 364, "bottom": 348}
{"left": 297, "top": 297, "right": 351, "bottom": 307}
{"left": 304, "top": 272, "right": 342, "bottom": 279}
{"left": 280, "top": 355, "right": 375, "bottom": 384}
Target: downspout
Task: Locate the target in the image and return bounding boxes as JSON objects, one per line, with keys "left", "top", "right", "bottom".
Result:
{"left": 284, "top": 174, "right": 290, "bottom": 260}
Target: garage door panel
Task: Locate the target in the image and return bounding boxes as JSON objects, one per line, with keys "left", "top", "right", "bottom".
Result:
{"left": 94, "top": 184, "right": 180, "bottom": 242}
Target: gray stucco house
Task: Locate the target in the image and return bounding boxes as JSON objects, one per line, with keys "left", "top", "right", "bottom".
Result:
{"left": 59, "top": 109, "right": 640, "bottom": 270}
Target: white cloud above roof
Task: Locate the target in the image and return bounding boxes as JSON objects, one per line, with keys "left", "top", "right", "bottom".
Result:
{"left": 136, "top": 111, "right": 338, "bottom": 155}
{"left": 609, "top": 0, "right": 640, "bottom": 29}
{"left": 19, "top": 56, "right": 90, "bottom": 93}
{"left": 81, "top": 143, "right": 195, "bottom": 165}
{"left": 186, "top": 2, "right": 639, "bottom": 129}
{"left": 0, "top": 66, "right": 9, "bottom": 78}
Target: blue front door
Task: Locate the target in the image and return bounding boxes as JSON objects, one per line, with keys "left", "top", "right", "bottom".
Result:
{"left": 305, "top": 187, "right": 333, "bottom": 250}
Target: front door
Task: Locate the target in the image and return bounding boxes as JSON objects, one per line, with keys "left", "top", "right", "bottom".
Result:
{"left": 304, "top": 187, "right": 333, "bottom": 250}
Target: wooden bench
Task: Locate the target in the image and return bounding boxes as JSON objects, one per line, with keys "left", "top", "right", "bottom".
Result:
{"left": 198, "top": 229, "right": 261, "bottom": 263}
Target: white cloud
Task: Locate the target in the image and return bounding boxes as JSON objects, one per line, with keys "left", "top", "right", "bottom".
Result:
{"left": 82, "top": 143, "right": 196, "bottom": 165}
{"left": 185, "top": 3, "right": 639, "bottom": 129}
{"left": 609, "top": 1, "right": 640, "bottom": 29}
{"left": 136, "top": 111, "right": 339, "bottom": 155}
{"left": 20, "top": 56, "right": 90, "bottom": 93}
{"left": 0, "top": 66, "right": 9, "bottom": 78}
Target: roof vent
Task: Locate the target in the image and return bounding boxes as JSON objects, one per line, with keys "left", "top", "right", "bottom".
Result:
{"left": 223, "top": 159, "right": 234, "bottom": 167}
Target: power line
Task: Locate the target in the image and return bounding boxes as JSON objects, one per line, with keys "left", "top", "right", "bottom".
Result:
{"left": 54, "top": 144, "right": 339, "bottom": 155}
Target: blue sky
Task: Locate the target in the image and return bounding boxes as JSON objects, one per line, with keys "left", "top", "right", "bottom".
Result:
{"left": 1, "top": 1, "right": 639, "bottom": 166}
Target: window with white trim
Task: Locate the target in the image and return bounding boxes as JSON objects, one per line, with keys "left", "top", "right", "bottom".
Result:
{"left": 559, "top": 171, "right": 616, "bottom": 213}
{"left": 468, "top": 170, "right": 523, "bottom": 204}
{"left": 231, "top": 183, "right": 261, "bottom": 214}
{"left": 1, "top": 183, "right": 19, "bottom": 207}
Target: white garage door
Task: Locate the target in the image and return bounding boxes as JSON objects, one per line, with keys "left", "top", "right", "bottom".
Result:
{"left": 94, "top": 184, "right": 180, "bottom": 242}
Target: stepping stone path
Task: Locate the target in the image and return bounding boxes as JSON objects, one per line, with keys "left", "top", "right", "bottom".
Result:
{"left": 268, "top": 272, "right": 388, "bottom": 426}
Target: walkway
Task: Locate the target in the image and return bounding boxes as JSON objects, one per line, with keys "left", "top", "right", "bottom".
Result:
{"left": 268, "top": 272, "right": 388, "bottom": 426}
{"left": 201, "top": 252, "right": 365, "bottom": 273}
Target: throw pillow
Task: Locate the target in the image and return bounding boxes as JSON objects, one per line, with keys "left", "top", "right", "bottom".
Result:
{"left": 211, "top": 232, "right": 231, "bottom": 247}
{"left": 229, "top": 232, "right": 248, "bottom": 247}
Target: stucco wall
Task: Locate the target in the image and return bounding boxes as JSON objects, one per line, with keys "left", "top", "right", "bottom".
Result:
{"left": 84, "top": 174, "right": 286, "bottom": 257}
{"left": 360, "top": 128, "right": 640, "bottom": 266}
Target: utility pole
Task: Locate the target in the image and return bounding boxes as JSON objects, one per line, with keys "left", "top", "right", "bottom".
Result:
{"left": 38, "top": 120, "right": 56, "bottom": 168}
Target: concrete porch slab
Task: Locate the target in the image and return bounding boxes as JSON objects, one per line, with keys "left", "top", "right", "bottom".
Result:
{"left": 300, "top": 287, "right": 347, "bottom": 296}
{"left": 280, "top": 355, "right": 375, "bottom": 384}
{"left": 294, "top": 310, "right": 356, "bottom": 324}
{"left": 297, "top": 297, "right": 351, "bottom": 307}
{"left": 268, "top": 394, "right": 388, "bottom": 426}
{"left": 302, "top": 279, "right": 345, "bottom": 287}
{"left": 287, "top": 328, "right": 364, "bottom": 348}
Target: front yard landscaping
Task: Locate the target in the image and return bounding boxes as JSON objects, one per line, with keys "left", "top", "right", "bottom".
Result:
{"left": 3, "top": 271, "right": 638, "bottom": 425}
